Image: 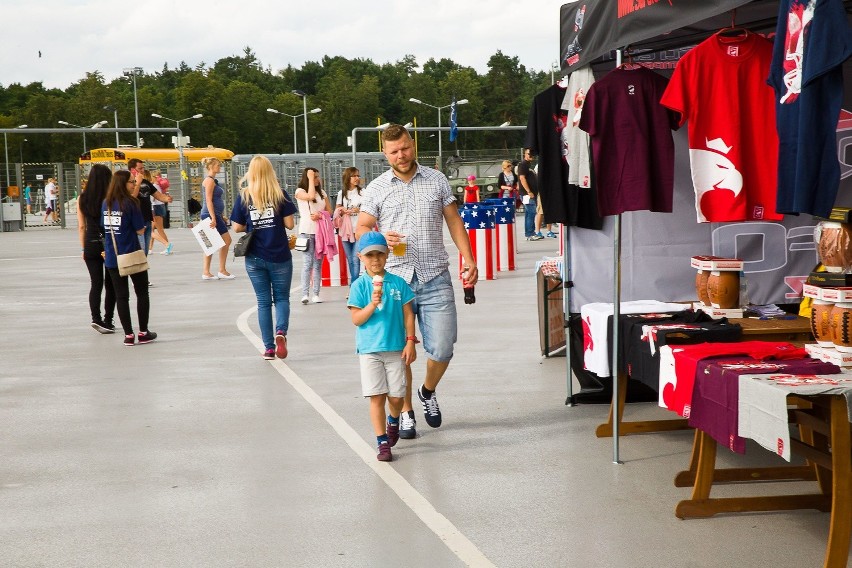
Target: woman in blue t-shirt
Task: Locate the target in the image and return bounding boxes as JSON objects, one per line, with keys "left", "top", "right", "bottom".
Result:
{"left": 200, "top": 157, "right": 234, "bottom": 280}
{"left": 230, "top": 156, "right": 299, "bottom": 360}
{"left": 102, "top": 170, "right": 156, "bottom": 346}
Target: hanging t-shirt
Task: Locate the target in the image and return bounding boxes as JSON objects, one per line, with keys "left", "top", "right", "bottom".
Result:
{"left": 561, "top": 67, "right": 595, "bottom": 189}
{"left": 525, "top": 82, "right": 603, "bottom": 229}
{"left": 578, "top": 66, "right": 680, "bottom": 217}
{"left": 768, "top": 0, "right": 852, "bottom": 218}
{"left": 230, "top": 191, "right": 298, "bottom": 263}
{"left": 661, "top": 33, "right": 781, "bottom": 223}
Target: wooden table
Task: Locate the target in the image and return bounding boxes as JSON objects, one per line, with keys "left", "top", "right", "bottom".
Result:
{"left": 595, "top": 316, "right": 813, "bottom": 438}
{"left": 675, "top": 395, "right": 852, "bottom": 568}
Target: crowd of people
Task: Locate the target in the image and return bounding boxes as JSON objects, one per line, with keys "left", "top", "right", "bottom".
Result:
{"left": 77, "top": 126, "right": 571, "bottom": 461}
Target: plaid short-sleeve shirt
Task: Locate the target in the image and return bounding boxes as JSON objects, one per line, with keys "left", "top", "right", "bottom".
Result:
{"left": 361, "top": 164, "right": 456, "bottom": 284}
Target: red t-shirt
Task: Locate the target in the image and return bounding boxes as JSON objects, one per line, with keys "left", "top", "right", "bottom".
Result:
{"left": 464, "top": 185, "right": 479, "bottom": 203}
{"left": 661, "top": 34, "right": 781, "bottom": 223}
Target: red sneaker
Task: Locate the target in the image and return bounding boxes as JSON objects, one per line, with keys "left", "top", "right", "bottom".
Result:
{"left": 275, "top": 332, "right": 288, "bottom": 359}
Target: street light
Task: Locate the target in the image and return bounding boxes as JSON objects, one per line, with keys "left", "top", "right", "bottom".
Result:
{"left": 122, "top": 66, "right": 143, "bottom": 146}
{"left": 103, "top": 105, "right": 120, "bottom": 147}
{"left": 291, "top": 89, "right": 320, "bottom": 153}
{"left": 408, "top": 97, "right": 468, "bottom": 169}
{"left": 4, "top": 124, "right": 27, "bottom": 189}
{"left": 151, "top": 113, "right": 203, "bottom": 227}
{"left": 267, "top": 107, "right": 321, "bottom": 154}
{"left": 19, "top": 138, "right": 27, "bottom": 163}
{"left": 57, "top": 120, "right": 108, "bottom": 153}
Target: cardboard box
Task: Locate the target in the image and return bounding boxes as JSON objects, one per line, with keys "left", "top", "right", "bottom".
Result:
{"left": 805, "top": 344, "right": 852, "bottom": 367}
{"left": 690, "top": 255, "right": 744, "bottom": 271}
{"left": 807, "top": 272, "right": 852, "bottom": 287}
{"left": 693, "top": 302, "right": 744, "bottom": 319}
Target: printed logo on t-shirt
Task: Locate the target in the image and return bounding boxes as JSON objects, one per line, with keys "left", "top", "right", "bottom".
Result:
{"left": 104, "top": 210, "right": 122, "bottom": 228}
{"left": 690, "top": 137, "right": 744, "bottom": 222}
{"left": 553, "top": 113, "right": 571, "bottom": 164}
{"left": 249, "top": 205, "right": 276, "bottom": 229}
{"left": 780, "top": 0, "right": 817, "bottom": 104}
{"left": 753, "top": 205, "right": 765, "bottom": 219}
{"left": 627, "top": 84, "right": 635, "bottom": 96}
{"left": 727, "top": 45, "right": 740, "bottom": 57}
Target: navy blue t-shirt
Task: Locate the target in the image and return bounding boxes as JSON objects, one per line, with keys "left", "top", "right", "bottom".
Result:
{"left": 102, "top": 199, "right": 145, "bottom": 269}
{"left": 769, "top": 0, "right": 852, "bottom": 217}
{"left": 230, "top": 191, "right": 298, "bottom": 263}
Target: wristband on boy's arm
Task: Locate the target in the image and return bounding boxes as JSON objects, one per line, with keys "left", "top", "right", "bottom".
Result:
{"left": 406, "top": 336, "right": 418, "bottom": 343}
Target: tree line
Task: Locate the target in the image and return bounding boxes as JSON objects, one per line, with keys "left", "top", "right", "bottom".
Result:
{"left": 0, "top": 48, "right": 552, "bottom": 162}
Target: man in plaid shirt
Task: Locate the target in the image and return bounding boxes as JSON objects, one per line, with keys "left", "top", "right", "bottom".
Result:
{"left": 357, "top": 124, "right": 478, "bottom": 440}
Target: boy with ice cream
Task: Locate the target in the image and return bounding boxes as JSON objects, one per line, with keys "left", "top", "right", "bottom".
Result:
{"left": 348, "top": 232, "right": 417, "bottom": 462}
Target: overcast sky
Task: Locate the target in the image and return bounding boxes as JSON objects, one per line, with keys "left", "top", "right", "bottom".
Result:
{"left": 5, "top": 0, "right": 566, "bottom": 90}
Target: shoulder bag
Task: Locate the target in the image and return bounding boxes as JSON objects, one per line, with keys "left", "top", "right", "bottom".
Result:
{"left": 294, "top": 197, "right": 312, "bottom": 252}
{"left": 234, "top": 230, "right": 254, "bottom": 257}
{"left": 108, "top": 210, "right": 149, "bottom": 276}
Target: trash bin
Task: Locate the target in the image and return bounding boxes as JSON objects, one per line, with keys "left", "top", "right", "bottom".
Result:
{"left": 2, "top": 203, "right": 22, "bottom": 232}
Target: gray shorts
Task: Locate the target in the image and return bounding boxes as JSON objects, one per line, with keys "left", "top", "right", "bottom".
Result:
{"left": 359, "top": 352, "right": 407, "bottom": 398}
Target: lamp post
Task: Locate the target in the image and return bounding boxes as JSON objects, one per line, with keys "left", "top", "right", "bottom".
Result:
{"left": 57, "top": 120, "right": 108, "bottom": 153}
{"left": 408, "top": 97, "right": 468, "bottom": 169}
{"left": 122, "top": 66, "right": 143, "bottom": 146}
{"left": 267, "top": 107, "right": 321, "bottom": 154}
{"left": 103, "top": 105, "right": 120, "bottom": 147}
{"left": 19, "top": 138, "right": 26, "bottom": 163}
{"left": 151, "top": 113, "right": 203, "bottom": 226}
{"left": 291, "top": 89, "right": 318, "bottom": 153}
{"left": 4, "top": 124, "right": 27, "bottom": 188}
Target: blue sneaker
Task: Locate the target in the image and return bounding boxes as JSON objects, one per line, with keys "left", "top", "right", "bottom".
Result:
{"left": 529, "top": 233, "right": 544, "bottom": 241}
{"left": 162, "top": 242, "right": 174, "bottom": 255}
{"left": 546, "top": 231, "right": 558, "bottom": 238}
{"left": 418, "top": 386, "right": 442, "bottom": 428}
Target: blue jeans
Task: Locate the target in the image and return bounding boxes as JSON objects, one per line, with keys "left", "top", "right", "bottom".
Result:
{"left": 245, "top": 255, "right": 293, "bottom": 350}
{"left": 341, "top": 239, "right": 360, "bottom": 281}
{"left": 409, "top": 270, "right": 457, "bottom": 362}
{"left": 524, "top": 199, "right": 536, "bottom": 237}
{"left": 138, "top": 221, "right": 152, "bottom": 255}
{"left": 300, "top": 235, "right": 323, "bottom": 297}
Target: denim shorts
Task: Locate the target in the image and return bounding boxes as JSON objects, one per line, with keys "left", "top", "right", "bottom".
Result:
{"left": 153, "top": 204, "right": 167, "bottom": 218}
{"left": 409, "top": 269, "right": 457, "bottom": 362}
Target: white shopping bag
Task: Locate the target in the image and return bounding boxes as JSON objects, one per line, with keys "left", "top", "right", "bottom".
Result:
{"left": 192, "top": 222, "right": 226, "bottom": 256}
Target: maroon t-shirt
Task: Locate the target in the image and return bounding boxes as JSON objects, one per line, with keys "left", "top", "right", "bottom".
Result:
{"left": 578, "top": 66, "right": 680, "bottom": 216}
{"left": 689, "top": 357, "right": 840, "bottom": 454}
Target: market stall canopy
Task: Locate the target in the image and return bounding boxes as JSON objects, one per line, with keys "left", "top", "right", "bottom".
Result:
{"left": 559, "top": 0, "right": 789, "bottom": 70}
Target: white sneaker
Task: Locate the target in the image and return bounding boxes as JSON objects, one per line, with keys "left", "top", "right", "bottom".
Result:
{"left": 301, "top": 295, "right": 309, "bottom": 304}
{"left": 311, "top": 295, "right": 322, "bottom": 304}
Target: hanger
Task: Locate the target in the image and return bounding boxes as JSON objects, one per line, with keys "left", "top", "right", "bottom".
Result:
{"left": 716, "top": 9, "right": 750, "bottom": 42}
{"left": 617, "top": 46, "right": 642, "bottom": 70}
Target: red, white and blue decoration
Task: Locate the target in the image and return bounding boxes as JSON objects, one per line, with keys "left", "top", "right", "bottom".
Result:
{"left": 492, "top": 201, "right": 516, "bottom": 272}
{"left": 459, "top": 204, "right": 496, "bottom": 280}
{"left": 322, "top": 235, "right": 350, "bottom": 287}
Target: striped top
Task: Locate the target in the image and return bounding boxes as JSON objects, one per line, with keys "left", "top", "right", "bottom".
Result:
{"left": 361, "top": 164, "right": 455, "bottom": 284}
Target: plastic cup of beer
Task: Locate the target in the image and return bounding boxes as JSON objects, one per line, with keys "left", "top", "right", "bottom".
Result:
{"left": 393, "top": 235, "right": 407, "bottom": 256}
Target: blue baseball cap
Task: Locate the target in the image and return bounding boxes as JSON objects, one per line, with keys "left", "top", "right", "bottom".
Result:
{"left": 357, "top": 231, "right": 389, "bottom": 254}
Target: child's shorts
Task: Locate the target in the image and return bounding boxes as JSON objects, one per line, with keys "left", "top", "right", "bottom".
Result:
{"left": 359, "top": 352, "right": 406, "bottom": 398}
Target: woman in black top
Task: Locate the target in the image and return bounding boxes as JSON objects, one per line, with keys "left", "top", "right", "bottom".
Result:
{"left": 76, "top": 164, "right": 116, "bottom": 333}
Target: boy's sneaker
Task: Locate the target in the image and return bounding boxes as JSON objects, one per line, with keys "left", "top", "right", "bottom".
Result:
{"left": 546, "top": 231, "right": 558, "bottom": 238}
{"left": 91, "top": 320, "right": 115, "bottom": 334}
{"left": 529, "top": 233, "right": 544, "bottom": 241}
{"left": 124, "top": 334, "right": 135, "bottom": 346}
{"left": 399, "top": 411, "right": 416, "bottom": 439}
{"left": 376, "top": 441, "right": 393, "bottom": 462}
{"left": 137, "top": 330, "right": 157, "bottom": 344}
{"left": 262, "top": 348, "right": 275, "bottom": 360}
{"left": 301, "top": 295, "right": 309, "bottom": 305}
{"left": 275, "top": 331, "right": 288, "bottom": 359}
{"left": 418, "top": 387, "right": 443, "bottom": 428}
{"left": 386, "top": 421, "right": 400, "bottom": 447}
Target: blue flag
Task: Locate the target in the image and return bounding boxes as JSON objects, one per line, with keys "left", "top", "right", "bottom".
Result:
{"left": 449, "top": 97, "right": 458, "bottom": 142}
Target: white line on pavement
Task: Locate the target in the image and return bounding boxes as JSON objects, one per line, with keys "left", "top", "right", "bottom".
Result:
{"left": 236, "top": 306, "right": 495, "bottom": 568}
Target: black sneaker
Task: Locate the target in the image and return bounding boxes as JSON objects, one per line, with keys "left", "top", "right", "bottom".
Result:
{"left": 103, "top": 319, "right": 115, "bottom": 332}
{"left": 399, "top": 411, "right": 417, "bottom": 439}
{"left": 418, "top": 386, "right": 442, "bottom": 428}
{"left": 91, "top": 320, "right": 115, "bottom": 334}
{"left": 124, "top": 334, "right": 135, "bottom": 346}
{"left": 137, "top": 330, "right": 157, "bottom": 344}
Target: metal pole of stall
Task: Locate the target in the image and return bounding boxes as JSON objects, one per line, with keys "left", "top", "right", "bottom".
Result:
{"left": 564, "top": 225, "right": 575, "bottom": 406}
{"left": 611, "top": 49, "right": 624, "bottom": 465}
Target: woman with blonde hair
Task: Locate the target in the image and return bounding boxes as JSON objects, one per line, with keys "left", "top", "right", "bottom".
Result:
{"left": 230, "top": 156, "right": 298, "bottom": 359}
{"left": 498, "top": 160, "right": 518, "bottom": 200}
{"left": 200, "top": 157, "right": 234, "bottom": 280}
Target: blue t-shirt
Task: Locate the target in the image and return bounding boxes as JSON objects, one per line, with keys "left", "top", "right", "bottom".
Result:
{"left": 102, "top": 199, "right": 145, "bottom": 269}
{"left": 200, "top": 177, "right": 225, "bottom": 219}
{"left": 347, "top": 271, "right": 415, "bottom": 354}
{"left": 230, "top": 191, "right": 298, "bottom": 263}
{"left": 768, "top": 0, "right": 852, "bottom": 217}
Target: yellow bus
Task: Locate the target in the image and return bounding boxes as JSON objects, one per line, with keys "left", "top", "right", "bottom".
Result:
{"left": 80, "top": 147, "right": 235, "bottom": 228}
